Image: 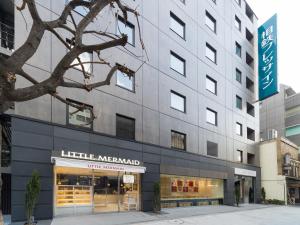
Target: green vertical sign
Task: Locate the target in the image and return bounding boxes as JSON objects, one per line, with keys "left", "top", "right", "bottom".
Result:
{"left": 258, "top": 14, "right": 278, "bottom": 101}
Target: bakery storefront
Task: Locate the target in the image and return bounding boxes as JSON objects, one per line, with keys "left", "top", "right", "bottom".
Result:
{"left": 51, "top": 150, "right": 146, "bottom": 216}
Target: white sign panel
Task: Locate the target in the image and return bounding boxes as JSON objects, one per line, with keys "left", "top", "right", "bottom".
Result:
{"left": 234, "top": 168, "right": 256, "bottom": 177}
{"left": 52, "top": 157, "right": 146, "bottom": 173}
{"left": 123, "top": 175, "right": 135, "bottom": 184}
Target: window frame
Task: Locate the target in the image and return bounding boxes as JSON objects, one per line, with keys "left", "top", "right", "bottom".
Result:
{"left": 206, "top": 108, "right": 218, "bottom": 126}
{"left": 66, "top": 99, "right": 93, "bottom": 130}
{"left": 116, "top": 66, "right": 135, "bottom": 92}
{"left": 205, "top": 11, "right": 217, "bottom": 33}
{"left": 117, "top": 15, "right": 135, "bottom": 46}
{"left": 235, "top": 15, "right": 241, "bottom": 31}
{"left": 236, "top": 68, "right": 242, "bottom": 83}
{"left": 171, "top": 90, "right": 186, "bottom": 113}
{"left": 170, "top": 51, "right": 186, "bottom": 76}
{"left": 236, "top": 95, "right": 242, "bottom": 110}
{"left": 237, "top": 150, "right": 243, "bottom": 163}
{"left": 171, "top": 130, "right": 187, "bottom": 150}
{"left": 206, "top": 75, "right": 217, "bottom": 95}
{"left": 206, "top": 43, "right": 217, "bottom": 64}
{"left": 116, "top": 114, "right": 136, "bottom": 140}
{"left": 235, "top": 41, "right": 242, "bottom": 58}
{"left": 207, "top": 141, "right": 218, "bottom": 157}
{"left": 236, "top": 122, "right": 243, "bottom": 136}
{"left": 170, "top": 11, "right": 186, "bottom": 39}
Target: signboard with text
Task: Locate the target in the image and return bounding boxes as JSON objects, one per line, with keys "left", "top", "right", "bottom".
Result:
{"left": 258, "top": 14, "right": 278, "bottom": 101}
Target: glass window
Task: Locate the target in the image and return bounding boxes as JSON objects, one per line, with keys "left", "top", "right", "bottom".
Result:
{"left": 117, "top": 16, "right": 135, "bottom": 45}
{"left": 235, "top": 0, "right": 241, "bottom": 6}
{"left": 246, "top": 77, "right": 254, "bottom": 92}
{"left": 236, "top": 95, "right": 242, "bottom": 110}
{"left": 206, "top": 75, "right": 217, "bottom": 95}
{"left": 170, "top": 51, "right": 185, "bottom": 75}
{"left": 246, "top": 4, "right": 254, "bottom": 22}
{"left": 171, "top": 130, "right": 186, "bottom": 150}
{"left": 206, "top": 43, "right": 217, "bottom": 63}
{"left": 235, "top": 16, "right": 241, "bottom": 31}
{"left": 247, "top": 153, "right": 255, "bottom": 165}
{"left": 237, "top": 150, "right": 243, "bottom": 163}
{"left": 67, "top": 100, "right": 93, "bottom": 129}
{"left": 116, "top": 114, "right": 135, "bottom": 140}
{"left": 71, "top": 52, "right": 93, "bottom": 74}
{"left": 171, "top": 91, "right": 186, "bottom": 112}
{"left": 205, "top": 11, "right": 216, "bottom": 33}
{"left": 286, "top": 125, "right": 300, "bottom": 137}
{"left": 247, "top": 102, "right": 255, "bottom": 117}
{"left": 246, "top": 52, "right": 254, "bottom": 69}
{"left": 160, "top": 174, "right": 224, "bottom": 203}
{"left": 235, "top": 42, "right": 242, "bottom": 57}
{"left": 207, "top": 141, "right": 218, "bottom": 157}
{"left": 247, "top": 127, "right": 255, "bottom": 141}
{"left": 170, "top": 12, "right": 185, "bottom": 39}
{"left": 246, "top": 28, "right": 254, "bottom": 45}
{"left": 67, "top": 0, "right": 90, "bottom": 16}
{"left": 206, "top": 108, "right": 217, "bottom": 126}
{"left": 116, "top": 69, "right": 135, "bottom": 91}
{"left": 236, "top": 122, "right": 243, "bottom": 136}
{"left": 236, "top": 68, "right": 242, "bottom": 83}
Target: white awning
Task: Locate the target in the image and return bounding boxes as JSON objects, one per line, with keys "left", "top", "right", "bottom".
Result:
{"left": 235, "top": 168, "right": 256, "bottom": 177}
{"left": 52, "top": 157, "right": 146, "bottom": 173}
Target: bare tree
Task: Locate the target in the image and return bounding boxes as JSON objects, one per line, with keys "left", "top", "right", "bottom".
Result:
{"left": 0, "top": 0, "right": 146, "bottom": 116}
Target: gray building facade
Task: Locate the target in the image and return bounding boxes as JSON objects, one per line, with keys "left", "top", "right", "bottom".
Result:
{"left": 260, "top": 84, "right": 300, "bottom": 146}
{"left": 0, "top": 0, "right": 261, "bottom": 222}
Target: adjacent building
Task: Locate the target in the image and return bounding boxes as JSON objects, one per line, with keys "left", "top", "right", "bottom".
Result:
{"left": 0, "top": 0, "right": 261, "bottom": 222}
{"left": 260, "top": 137, "right": 300, "bottom": 204}
{"left": 260, "top": 84, "right": 300, "bottom": 146}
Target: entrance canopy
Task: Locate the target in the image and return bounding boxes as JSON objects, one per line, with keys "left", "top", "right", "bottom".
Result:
{"left": 52, "top": 157, "right": 146, "bottom": 173}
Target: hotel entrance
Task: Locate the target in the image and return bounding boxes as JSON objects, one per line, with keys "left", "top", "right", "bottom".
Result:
{"left": 52, "top": 152, "right": 145, "bottom": 217}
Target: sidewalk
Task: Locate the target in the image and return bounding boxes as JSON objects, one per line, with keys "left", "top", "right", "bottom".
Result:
{"left": 11, "top": 204, "right": 276, "bottom": 225}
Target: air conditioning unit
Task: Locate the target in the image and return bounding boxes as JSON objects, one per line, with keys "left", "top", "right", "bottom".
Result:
{"left": 267, "top": 129, "right": 278, "bottom": 140}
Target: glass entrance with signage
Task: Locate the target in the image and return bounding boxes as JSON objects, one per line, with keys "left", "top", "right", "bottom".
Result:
{"left": 54, "top": 166, "right": 141, "bottom": 216}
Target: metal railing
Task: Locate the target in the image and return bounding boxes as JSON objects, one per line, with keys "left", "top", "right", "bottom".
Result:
{"left": 0, "top": 21, "right": 14, "bottom": 51}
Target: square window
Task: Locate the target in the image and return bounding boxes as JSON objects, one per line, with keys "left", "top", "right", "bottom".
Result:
{"left": 235, "top": 42, "right": 242, "bottom": 58}
{"left": 171, "top": 130, "right": 186, "bottom": 150}
{"left": 207, "top": 141, "right": 218, "bottom": 157}
{"left": 247, "top": 127, "right": 255, "bottom": 141}
{"left": 246, "top": 77, "right": 254, "bottom": 92}
{"left": 171, "top": 91, "right": 186, "bottom": 112}
{"left": 117, "top": 16, "right": 135, "bottom": 45}
{"left": 206, "top": 75, "right": 217, "bottom": 95}
{"left": 116, "top": 114, "right": 135, "bottom": 140}
{"left": 247, "top": 102, "right": 255, "bottom": 117}
{"left": 116, "top": 68, "right": 135, "bottom": 91}
{"left": 206, "top": 108, "right": 217, "bottom": 126}
{"left": 236, "top": 122, "right": 243, "bottom": 136}
{"left": 237, "top": 150, "right": 243, "bottom": 163}
{"left": 246, "top": 52, "right": 254, "bottom": 69}
{"left": 170, "top": 51, "right": 186, "bottom": 75}
{"left": 246, "top": 28, "right": 254, "bottom": 45}
{"left": 236, "top": 68, "right": 242, "bottom": 83}
{"left": 247, "top": 153, "right": 255, "bottom": 165}
{"left": 206, "top": 43, "right": 217, "bottom": 63}
{"left": 236, "top": 95, "right": 242, "bottom": 110}
{"left": 67, "top": 99, "right": 93, "bottom": 129}
{"left": 170, "top": 12, "right": 185, "bottom": 39}
{"left": 205, "top": 11, "right": 216, "bottom": 33}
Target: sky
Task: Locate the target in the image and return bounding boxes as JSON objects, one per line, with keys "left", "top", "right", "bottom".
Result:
{"left": 247, "top": 0, "right": 300, "bottom": 92}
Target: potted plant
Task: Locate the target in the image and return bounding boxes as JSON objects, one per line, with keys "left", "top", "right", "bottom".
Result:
{"left": 25, "top": 171, "right": 41, "bottom": 225}
{"left": 153, "top": 182, "right": 161, "bottom": 213}
{"left": 261, "top": 187, "right": 266, "bottom": 204}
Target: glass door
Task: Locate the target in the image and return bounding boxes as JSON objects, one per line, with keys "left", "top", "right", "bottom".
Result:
{"left": 93, "top": 171, "right": 120, "bottom": 213}
{"left": 119, "top": 173, "right": 140, "bottom": 211}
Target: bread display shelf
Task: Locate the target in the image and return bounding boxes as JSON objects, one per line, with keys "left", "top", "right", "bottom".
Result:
{"left": 56, "top": 185, "right": 92, "bottom": 207}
